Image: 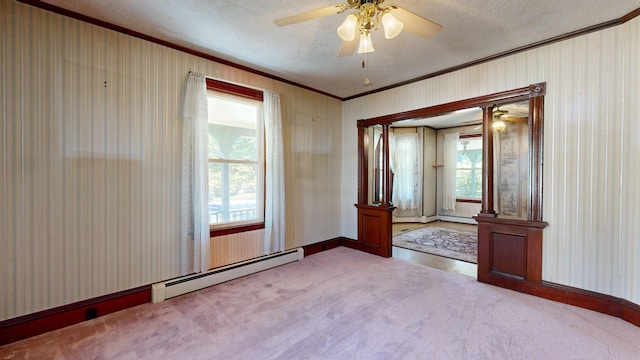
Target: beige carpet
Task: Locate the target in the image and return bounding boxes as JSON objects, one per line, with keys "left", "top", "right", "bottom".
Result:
{"left": 1, "top": 247, "right": 638, "bottom": 359}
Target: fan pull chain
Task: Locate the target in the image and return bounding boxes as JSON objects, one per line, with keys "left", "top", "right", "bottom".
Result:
{"left": 362, "top": 55, "right": 372, "bottom": 86}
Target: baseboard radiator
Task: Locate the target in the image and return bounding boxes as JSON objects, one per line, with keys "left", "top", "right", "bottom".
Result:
{"left": 437, "top": 215, "right": 478, "bottom": 225}
{"left": 393, "top": 215, "right": 437, "bottom": 224}
{"left": 152, "top": 248, "right": 304, "bottom": 303}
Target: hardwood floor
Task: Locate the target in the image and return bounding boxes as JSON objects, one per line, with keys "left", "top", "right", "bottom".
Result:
{"left": 392, "top": 221, "right": 478, "bottom": 278}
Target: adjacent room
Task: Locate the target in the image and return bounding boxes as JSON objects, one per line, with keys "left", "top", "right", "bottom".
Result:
{"left": 387, "top": 101, "right": 530, "bottom": 273}
{"left": 1, "top": 0, "right": 639, "bottom": 358}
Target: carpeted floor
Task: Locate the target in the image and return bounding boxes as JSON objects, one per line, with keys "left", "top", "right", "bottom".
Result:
{"left": 393, "top": 225, "right": 478, "bottom": 263}
{"left": 2, "top": 247, "right": 638, "bottom": 359}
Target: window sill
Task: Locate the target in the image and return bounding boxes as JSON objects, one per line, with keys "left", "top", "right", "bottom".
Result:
{"left": 456, "top": 198, "right": 481, "bottom": 204}
{"left": 210, "top": 223, "right": 265, "bottom": 237}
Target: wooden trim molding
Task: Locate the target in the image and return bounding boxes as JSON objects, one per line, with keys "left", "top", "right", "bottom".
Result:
{"left": 344, "top": 9, "right": 640, "bottom": 100}
{"left": 0, "top": 239, "right": 350, "bottom": 345}
{"left": 479, "top": 106, "right": 496, "bottom": 217}
{"left": 206, "top": 78, "right": 264, "bottom": 101}
{"left": 0, "top": 286, "right": 151, "bottom": 346}
{"left": 456, "top": 199, "right": 482, "bottom": 204}
{"left": 302, "top": 237, "right": 344, "bottom": 257}
{"left": 534, "top": 282, "right": 640, "bottom": 327}
{"left": 475, "top": 217, "right": 548, "bottom": 284}
{"left": 358, "top": 85, "right": 532, "bottom": 127}
{"left": 305, "top": 243, "right": 640, "bottom": 327}
{"left": 16, "top": 1, "right": 640, "bottom": 101}
{"left": 16, "top": 0, "right": 340, "bottom": 100}
{"left": 621, "top": 299, "right": 640, "bottom": 327}
{"left": 354, "top": 204, "right": 396, "bottom": 257}
{"left": 210, "top": 223, "right": 265, "bottom": 237}
{"left": 2, "top": 242, "right": 637, "bottom": 346}
{"left": 357, "top": 126, "right": 369, "bottom": 205}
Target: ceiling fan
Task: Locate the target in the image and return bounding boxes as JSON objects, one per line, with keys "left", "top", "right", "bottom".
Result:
{"left": 492, "top": 106, "right": 528, "bottom": 131}
{"left": 462, "top": 106, "right": 528, "bottom": 131}
{"left": 493, "top": 106, "right": 528, "bottom": 123}
{"left": 274, "top": 0, "right": 442, "bottom": 57}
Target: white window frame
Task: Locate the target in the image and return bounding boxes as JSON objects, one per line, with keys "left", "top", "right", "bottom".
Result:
{"left": 206, "top": 80, "right": 265, "bottom": 235}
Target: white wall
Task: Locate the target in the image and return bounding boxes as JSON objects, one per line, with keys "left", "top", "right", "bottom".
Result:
{"left": 0, "top": 1, "right": 342, "bottom": 321}
{"left": 342, "top": 18, "right": 640, "bottom": 304}
{"left": 2, "top": 1, "right": 637, "bottom": 323}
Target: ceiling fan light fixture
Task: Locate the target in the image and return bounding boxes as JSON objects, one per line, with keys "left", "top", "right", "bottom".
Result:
{"left": 493, "top": 119, "right": 506, "bottom": 132}
{"left": 357, "top": 32, "right": 374, "bottom": 54}
{"left": 381, "top": 12, "right": 403, "bottom": 39}
{"left": 337, "top": 14, "right": 358, "bottom": 41}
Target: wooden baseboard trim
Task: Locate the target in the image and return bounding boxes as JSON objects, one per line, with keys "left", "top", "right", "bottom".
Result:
{"left": 338, "top": 237, "right": 364, "bottom": 251}
{"left": 621, "top": 299, "right": 640, "bottom": 326}
{"left": 302, "top": 237, "right": 344, "bottom": 256}
{"left": 537, "top": 281, "right": 639, "bottom": 327}
{"left": 0, "top": 285, "right": 151, "bottom": 346}
{"left": 538, "top": 281, "right": 621, "bottom": 314}
{"left": 3, "top": 238, "right": 354, "bottom": 346}
{"left": 4, "top": 240, "right": 637, "bottom": 346}
{"left": 481, "top": 275, "right": 639, "bottom": 327}
{"left": 316, "top": 239, "right": 640, "bottom": 327}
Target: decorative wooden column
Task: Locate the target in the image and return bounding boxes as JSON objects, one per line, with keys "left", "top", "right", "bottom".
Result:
{"left": 478, "top": 105, "right": 496, "bottom": 217}
{"left": 357, "top": 124, "right": 369, "bottom": 205}
{"left": 381, "top": 124, "right": 392, "bottom": 205}
{"left": 475, "top": 82, "right": 548, "bottom": 287}
{"left": 528, "top": 83, "right": 546, "bottom": 222}
{"left": 353, "top": 203, "right": 395, "bottom": 257}
{"left": 476, "top": 217, "right": 547, "bottom": 284}
{"left": 352, "top": 122, "right": 395, "bottom": 258}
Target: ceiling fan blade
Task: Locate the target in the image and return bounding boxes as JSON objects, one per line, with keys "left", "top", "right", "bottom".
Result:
{"left": 274, "top": 4, "right": 345, "bottom": 26}
{"left": 390, "top": 7, "right": 442, "bottom": 40}
{"left": 503, "top": 116, "right": 528, "bottom": 124}
{"left": 338, "top": 38, "right": 358, "bottom": 57}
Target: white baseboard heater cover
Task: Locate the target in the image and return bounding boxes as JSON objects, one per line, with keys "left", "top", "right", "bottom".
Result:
{"left": 437, "top": 215, "right": 478, "bottom": 225}
{"left": 392, "top": 216, "right": 437, "bottom": 224}
{"left": 152, "top": 248, "right": 304, "bottom": 303}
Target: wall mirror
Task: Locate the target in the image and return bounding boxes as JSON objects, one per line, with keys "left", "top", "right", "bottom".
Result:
{"left": 368, "top": 125, "right": 385, "bottom": 205}
{"left": 492, "top": 100, "right": 529, "bottom": 220}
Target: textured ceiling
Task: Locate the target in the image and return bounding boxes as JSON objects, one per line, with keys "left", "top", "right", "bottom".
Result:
{"left": 40, "top": 0, "right": 639, "bottom": 99}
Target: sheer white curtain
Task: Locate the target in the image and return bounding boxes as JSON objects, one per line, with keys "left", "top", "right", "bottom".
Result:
{"left": 392, "top": 132, "right": 421, "bottom": 212}
{"left": 263, "top": 90, "right": 285, "bottom": 255}
{"left": 443, "top": 132, "right": 459, "bottom": 211}
{"left": 388, "top": 131, "right": 396, "bottom": 179}
{"left": 181, "top": 72, "right": 210, "bottom": 274}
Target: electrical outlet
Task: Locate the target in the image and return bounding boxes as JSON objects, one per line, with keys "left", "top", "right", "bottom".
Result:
{"left": 85, "top": 307, "right": 97, "bottom": 320}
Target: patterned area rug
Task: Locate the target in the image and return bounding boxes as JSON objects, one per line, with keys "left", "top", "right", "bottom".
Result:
{"left": 393, "top": 226, "right": 478, "bottom": 263}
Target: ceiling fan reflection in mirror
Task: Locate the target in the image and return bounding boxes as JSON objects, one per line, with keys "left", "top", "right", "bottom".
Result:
{"left": 462, "top": 105, "right": 529, "bottom": 131}
{"left": 274, "top": 0, "right": 442, "bottom": 57}
{"left": 492, "top": 106, "right": 528, "bottom": 131}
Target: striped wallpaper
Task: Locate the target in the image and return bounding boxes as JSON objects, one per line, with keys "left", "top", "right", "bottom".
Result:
{"left": 1, "top": 1, "right": 342, "bottom": 321}
{"left": 342, "top": 16, "right": 639, "bottom": 304}
{"left": 2, "top": 0, "right": 638, "bottom": 322}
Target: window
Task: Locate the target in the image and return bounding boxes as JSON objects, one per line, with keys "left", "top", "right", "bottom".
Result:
{"left": 456, "top": 135, "right": 482, "bottom": 200}
{"left": 206, "top": 80, "right": 264, "bottom": 233}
